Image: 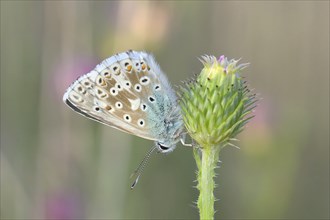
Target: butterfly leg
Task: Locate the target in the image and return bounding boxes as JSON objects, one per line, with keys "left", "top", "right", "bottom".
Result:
{"left": 180, "top": 138, "right": 192, "bottom": 147}
{"left": 180, "top": 133, "right": 196, "bottom": 147}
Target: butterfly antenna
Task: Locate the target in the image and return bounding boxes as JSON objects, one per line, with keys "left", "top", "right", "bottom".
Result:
{"left": 130, "top": 146, "right": 157, "bottom": 189}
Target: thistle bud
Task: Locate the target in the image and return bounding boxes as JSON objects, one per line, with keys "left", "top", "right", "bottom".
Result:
{"left": 179, "top": 55, "right": 256, "bottom": 148}
{"left": 180, "top": 55, "right": 257, "bottom": 219}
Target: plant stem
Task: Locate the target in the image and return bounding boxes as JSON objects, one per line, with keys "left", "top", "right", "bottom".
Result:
{"left": 194, "top": 145, "right": 220, "bottom": 220}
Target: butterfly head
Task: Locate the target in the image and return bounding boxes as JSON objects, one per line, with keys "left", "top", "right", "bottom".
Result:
{"left": 155, "top": 117, "right": 184, "bottom": 153}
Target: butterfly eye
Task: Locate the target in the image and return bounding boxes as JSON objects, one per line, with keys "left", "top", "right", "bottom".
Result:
{"left": 140, "top": 76, "right": 150, "bottom": 85}
{"left": 134, "top": 84, "right": 142, "bottom": 92}
{"left": 157, "top": 142, "right": 170, "bottom": 151}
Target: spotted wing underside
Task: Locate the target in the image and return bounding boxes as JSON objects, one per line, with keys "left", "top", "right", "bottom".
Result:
{"left": 63, "top": 50, "right": 174, "bottom": 141}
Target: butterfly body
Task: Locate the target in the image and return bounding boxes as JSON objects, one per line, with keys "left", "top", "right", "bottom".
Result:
{"left": 63, "top": 50, "right": 183, "bottom": 153}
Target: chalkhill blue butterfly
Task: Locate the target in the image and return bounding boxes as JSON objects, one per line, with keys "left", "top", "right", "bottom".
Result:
{"left": 63, "top": 50, "right": 189, "bottom": 187}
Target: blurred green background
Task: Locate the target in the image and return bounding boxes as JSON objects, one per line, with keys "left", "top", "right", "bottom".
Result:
{"left": 1, "top": 1, "right": 329, "bottom": 219}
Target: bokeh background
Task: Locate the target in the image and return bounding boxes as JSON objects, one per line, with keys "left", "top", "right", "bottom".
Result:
{"left": 1, "top": 1, "right": 329, "bottom": 219}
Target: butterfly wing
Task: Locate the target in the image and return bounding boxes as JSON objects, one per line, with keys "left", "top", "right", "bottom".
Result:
{"left": 63, "top": 50, "right": 177, "bottom": 141}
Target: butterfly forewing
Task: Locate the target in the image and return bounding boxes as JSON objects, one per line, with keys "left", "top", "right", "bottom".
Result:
{"left": 63, "top": 51, "right": 176, "bottom": 141}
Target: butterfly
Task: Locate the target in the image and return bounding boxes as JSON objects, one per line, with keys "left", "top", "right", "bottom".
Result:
{"left": 63, "top": 50, "right": 189, "bottom": 187}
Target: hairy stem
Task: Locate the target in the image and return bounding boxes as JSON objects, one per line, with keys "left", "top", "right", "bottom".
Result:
{"left": 194, "top": 145, "right": 220, "bottom": 220}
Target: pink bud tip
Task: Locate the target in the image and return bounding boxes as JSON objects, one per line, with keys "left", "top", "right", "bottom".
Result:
{"left": 218, "top": 55, "right": 225, "bottom": 63}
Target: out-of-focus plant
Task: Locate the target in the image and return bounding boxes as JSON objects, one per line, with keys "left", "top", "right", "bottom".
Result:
{"left": 179, "top": 55, "right": 257, "bottom": 219}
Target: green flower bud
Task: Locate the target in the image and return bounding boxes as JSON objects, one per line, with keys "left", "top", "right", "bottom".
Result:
{"left": 179, "top": 55, "right": 256, "bottom": 148}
